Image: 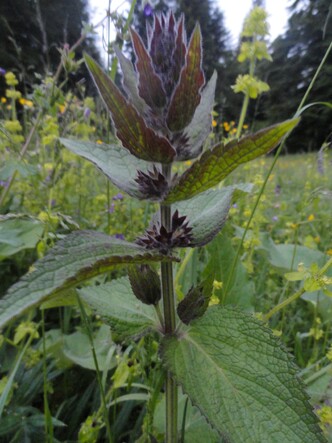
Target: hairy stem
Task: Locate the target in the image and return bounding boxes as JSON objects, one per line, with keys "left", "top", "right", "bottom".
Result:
{"left": 161, "top": 164, "right": 178, "bottom": 442}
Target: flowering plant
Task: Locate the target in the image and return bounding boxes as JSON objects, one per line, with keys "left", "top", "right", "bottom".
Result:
{"left": 0, "top": 11, "right": 324, "bottom": 443}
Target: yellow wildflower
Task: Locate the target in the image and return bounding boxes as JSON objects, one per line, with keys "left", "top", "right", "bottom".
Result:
{"left": 327, "top": 249, "right": 332, "bottom": 256}
{"left": 212, "top": 119, "right": 217, "bottom": 128}
{"left": 184, "top": 160, "right": 192, "bottom": 166}
{"left": 19, "top": 98, "right": 33, "bottom": 108}
{"left": 1, "top": 97, "right": 6, "bottom": 103}
{"left": 96, "top": 139, "right": 103, "bottom": 144}
{"left": 318, "top": 405, "right": 332, "bottom": 426}
{"left": 223, "top": 122, "right": 230, "bottom": 132}
{"left": 6, "top": 89, "right": 21, "bottom": 100}
{"left": 308, "top": 214, "right": 315, "bottom": 222}
{"left": 5, "top": 71, "right": 18, "bottom": 86}
{"left": 213, "top": 280, "right": 223, "bottom": 290}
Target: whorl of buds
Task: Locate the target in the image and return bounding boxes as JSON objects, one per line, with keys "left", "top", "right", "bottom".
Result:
{"left": 136, "top": 210, "right": 193, "bottom": 254}
{"left": 128, "top": 264, "right": 161, "bottom": 306}
{"left": 135, "top": 166, "right": 169, "bottom": 200}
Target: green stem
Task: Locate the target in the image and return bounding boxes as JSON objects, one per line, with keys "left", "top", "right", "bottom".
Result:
{"left": 236, "top": 57, "right": 255, "bottom": 138}
{"left": 160, "top": 164, "right": 178, "bottom": 443}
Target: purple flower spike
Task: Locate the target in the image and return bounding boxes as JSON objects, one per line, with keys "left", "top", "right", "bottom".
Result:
{"left": 144, "top": 3, "right": 153, "bottom": 17}
{"left": 115, "top": 233, "right": 125, "bottom": 240}
{"left": 0, "top": 68, "right": 6, "bottom": 76}
{"left": 108, "top": 203, "right": 115, "bottom": 213}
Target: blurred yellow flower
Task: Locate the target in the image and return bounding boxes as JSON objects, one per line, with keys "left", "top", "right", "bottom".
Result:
{"left": 1, "top": 97, "right": 6, "bottom": 104}
{"left": 327, "top": 249, "right": 332, "bottom": 256}
{"left": 223, "top": 122, "right": 230, "bottom": 132}
{"left": 212, "top": 119, "right": 217, "bottom": 128}
{"left": 96, "top": 139, "right": 103, "bottom": 145}
{"left": 5, "top": 71, "right": 18, "bottom": 86}
{"left": 307, "top": 214, "right": 315, "bottom": 222}
{"left": 19, "top": 98, "right": 33, "bottom": 108}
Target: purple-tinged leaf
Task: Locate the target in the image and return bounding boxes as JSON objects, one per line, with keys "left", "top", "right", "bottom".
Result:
{"left": 172, "top": 15, "right": 187, "bottom": 87}
{"left": 0, "top": 231, "right": 178, "bottom": 328}
{"left": 177, "top": 70, "right": 217, "bottom": 160}
{"left": 114, "top": 45, "right": 147, "bottom": 114}
{"left": 166, "top": 24, "right": 205, "bottom": 132}
{"left": 131, "top": 28, "right": 166, "bottom": 109}
{"left": 165, "top": 119, "right": 300, "bottom": 203}
{"left": 84, "top": 53, "right": 175, "bottom": 163}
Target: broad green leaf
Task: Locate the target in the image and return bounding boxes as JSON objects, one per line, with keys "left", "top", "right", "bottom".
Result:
{"left": 0, "top": 217, "right": 44, "bottom": 260}
{"left": 202, "top": 230, "right": 254, "bottom": 310}
{"left": 258, "top": 234, "right": 328, "bottom": 271}
{"left": 114, "top": 45, "right": 147, "bottom": 114}
{"left": 174, "top": 186, "right": 234, "bottom": 247}
{"left": 0, "top": 230, "right": 176, "bottom": 328}
{"left": 131, "top": 28, "right": 166, "bottom": 109}
{"left": 162, "top": 306, "right": 325, "bottom": 443}
{"left": 79, "top": 277, "right": 158, "bottom": 341}
{"left": 167, "top": 24, "right": 205, "bottom": 132}
{"left": 179, "top": 71, "right": 217, "bottom": 160}
{"left": 84, "top": 53, "right": 176, "bottom": 163}
{"left": 165, "top": 119, "right": 299, "bottom": 203}
{"left": 63, "top": 325, "right": 117, "bottom": 371}
{"left": 60, "top": 138, "right": 150, "bottom": 199}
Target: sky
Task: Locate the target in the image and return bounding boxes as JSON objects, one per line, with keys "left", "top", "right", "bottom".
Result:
{"left": 90, "top": 0, "right": 291, "bottom": 49}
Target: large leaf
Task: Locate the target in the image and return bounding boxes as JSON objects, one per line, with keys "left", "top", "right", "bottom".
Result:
{"left": 0, "top": 217, "right": 44, "bottom": 260}
{"left": 0, "top": 231, "right": 176, "bottom": 328}
{"left": 79, "top": 277, "right": 158, "bottom": 341}
{"left": 175, "top": 186, "right": 239, "bottom": 247}
{"left": 166, "top": 24, "right": 205, "bottom": 132}
{"left": 162, "top": 306, "right": 325, "bottom": 443}
{"left": 131, "top": 28, "right": 166, "bottom": 109}
{"left": 165, "top": 119, "right": 299, "bottom": 203}
{"left": 84, "top": 53, "right": 175, "bottom": 163}
{"left": 202, "top": 230, "right": 254, "bottom": 310}
{"left": 63, "top": 325, "right": 117, "bottom": 371}
{"left": 60, "top": 138, "right": 150, "bottom": 199}
{"left": 178, "top": 70, "right": 217, "bottom": 160}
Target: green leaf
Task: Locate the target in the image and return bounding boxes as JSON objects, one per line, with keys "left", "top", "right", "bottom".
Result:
{"left": 0, "top": 231, "right": 176, "bottom": 328}
{"left": 179, "top": 71, "right": 217, "bottom": 160}
{"left": 174, "top": 186, "right": 234, "bottom": 247}
{"left": 0, "top": 217, "right": 44, "bottom": 260}
{"left": 203, "top": 230, "right": 254, "bottom": 310}
{"left": 162, "top": 306, "right": 325, "bottom": 443}
{"left": 258, "top": 234, "right": 327, "bottom": 271}
{"left": 130, "top": 28, "right": 166, "bottom": 109}
{"left": 84, "top": 53, "right": 176, "bottom": 163}
{"left": 60, "top": 138, "right": 150, "bottom": 199}
{"left": 79, "top": 277, "right": 158, "bottom": 341}
{"left": 165, "top": 119, "right": 299, "bottom": 203}
{"left": 63, "top": 325, "right": 117, "bottom": 370}
{"left": 166, "top": 24, "right": 205, "bottom": 132}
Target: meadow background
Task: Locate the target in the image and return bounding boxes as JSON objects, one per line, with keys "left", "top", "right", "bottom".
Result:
{"left": 0, "top": 0, "right": 331, "bottom": 442}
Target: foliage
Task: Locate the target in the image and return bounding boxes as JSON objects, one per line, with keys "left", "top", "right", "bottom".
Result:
{"left": 0, "top": 2, "right": 331, "bottom": 443}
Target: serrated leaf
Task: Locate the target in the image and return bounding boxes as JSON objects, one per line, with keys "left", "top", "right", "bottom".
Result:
{"left": 0, "top": 231, "right": 176, "bottom": 328}
{"left": 174, "top": 186, "right": 234, "bottom": 247}
{"left": 131, "top": 28, "right": 166, "bottom": 109}
{"left": 114, "top": 45, "right": 147, "bottom": 113}
{"left": 60, "top": 138, "right": 150, "bottom": 199}
{"left": 165, "top": 119, "right": 299, "bottom": 203}
{"left": 79, "top": 277, "right": 157, "bottom": 341}
{"left": 162, "top": 306, "right": 325, "bottom": 443}
{"left": 166, "top": 24, "right": 205, "bottom": 132}
{"left": 84, "top": 53, "right": 176, "bottom": 163}
{"left": 178, "top": 71, "right": 217, "bottom": 160}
